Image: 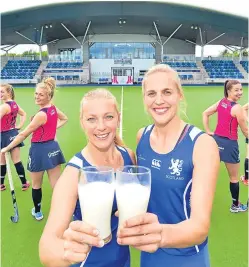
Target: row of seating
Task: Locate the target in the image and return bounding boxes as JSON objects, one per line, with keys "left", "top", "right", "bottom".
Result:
{"left": 162, "top": 62, "right": 197, "bottom": 68}
{"left": 176, "top": 69, "right": 200, "bottom": 72}
{"left": 202, "top": 60, "right": 244, "bottom": 79}
{"left": 47, "top": 62, "right": 83, "bottom": 68}
{"left": 179, "top": 74, "right": 193, "bottom": 80}
{"left": 44, "top": 69, "right": 83, "bottom": 73}
{"left": 49, "top": 75, "right": 80, "bottom": 80}
{"left": 1, "top": 60, "right": 41, "bottom": 79}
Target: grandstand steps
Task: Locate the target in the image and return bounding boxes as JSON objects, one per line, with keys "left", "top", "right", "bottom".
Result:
{"left": 234, "top": 62, "right": 248, "bottom": 80}
{"left": 1, "top": 57, "right": 8, "bottom": 70}
{"left": 35, "top": 61, "right": 47, "bottom": 79}
{"left": 196, "top": 60, "right": 209, "bottom": 78}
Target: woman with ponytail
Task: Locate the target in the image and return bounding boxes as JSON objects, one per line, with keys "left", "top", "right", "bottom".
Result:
{"left": 39, "top": 88, "right": 135, "bottom": 267}
{"left": 203, "top": 79, "right": 248, "bottom": 212}
{"left": 1, "top": 78, "right": 68, "bottom": 220}
{"left": 0, "top": 84, "right": 30, "bottom": 191}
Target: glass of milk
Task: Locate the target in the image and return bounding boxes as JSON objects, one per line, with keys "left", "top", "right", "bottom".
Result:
{"left": 116, "top": 165, "right": 151, "bottom": 228}
{"left": 78, "top": 166, "right": 115, "bottom": 245}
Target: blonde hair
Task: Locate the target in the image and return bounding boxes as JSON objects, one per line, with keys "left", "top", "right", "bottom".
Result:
{"left": 80, "top": 88, "right": 125, "bottom": 147}
{"left": 36, "top": 77, "right": 56, "bottom": 99}
{"left": 1, "top": 84, "right": 15, "bottom": 100}
{"left": 142, "top": 64, "right": 187, "bottom": 118}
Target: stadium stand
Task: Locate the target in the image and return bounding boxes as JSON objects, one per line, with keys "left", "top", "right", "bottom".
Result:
{"left": 240, "top": 61, "right": 248, "bottom": 73}
{"left": 1, "top": 60, "right": 41, "bottom": 79}
{"left": 202, "top": 60, "right": 244, "bottom": 79}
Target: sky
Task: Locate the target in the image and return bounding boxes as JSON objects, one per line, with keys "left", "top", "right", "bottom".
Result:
{"left": 1, "top": 0, "right": 247, "bottom": 56}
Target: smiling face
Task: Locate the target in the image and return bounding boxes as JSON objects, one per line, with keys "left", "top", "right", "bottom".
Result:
{"left": 81, "top": 97, "right": 120, "bottom": 150}
{"left": 34, "top": 86, "right": 51, "bottom": 106}
{"left": 227, "top": 83, "right": 243, "bottom": 102}
{"left": 0, "top": 86, "right": 10, "bottom": 101}
{"left": 143, "top": 71, "right": 183, "bottom": 127}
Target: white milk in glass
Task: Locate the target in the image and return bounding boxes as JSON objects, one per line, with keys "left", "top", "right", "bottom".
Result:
{"left": 116, "top": 183, "right": 150, "bottom": 228}
{"left": 78, "top": 181, "right": 114, "bottom": 243}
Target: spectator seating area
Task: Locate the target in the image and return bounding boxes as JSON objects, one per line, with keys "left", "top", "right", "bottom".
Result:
{"left": 240, "top": 61, "right": 248, "bottom": 73}
{"left": 98, "top": 78, "right": 109, "bottom": 84}
{"left": 46, "top": 62, "right": 83, "bottom": 68}
{"left": 43, "top": 62, "right": 84, "bottom": 81}
{"left": 1, "top": 60, "right": 41, "bottom": 79}
{"left": 179, "top": 74, "right": 193, "bottom": 80}
{"left": 162, "top": 61, "right": 197, "bottom": 68}
{"left": 48, "top": 75, "right": 80, "bottom": 81}
{"left": 202, "top": 60, "right": 244, "bottom": 79}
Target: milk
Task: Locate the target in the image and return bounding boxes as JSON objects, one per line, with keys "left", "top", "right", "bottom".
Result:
{"left": 78, "top": 181, "right": 114, "bottom": 243}
{"left": 116, "top": 183, "right": 150, "bottom": 228}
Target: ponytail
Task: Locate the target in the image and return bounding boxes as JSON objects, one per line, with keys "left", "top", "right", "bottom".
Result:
{"left": 224, "top": 80, "right": 229, "bottom": 98}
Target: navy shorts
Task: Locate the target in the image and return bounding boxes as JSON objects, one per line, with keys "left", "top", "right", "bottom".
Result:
{"left": 27, "top": 140, "right": 65, "bottom": 172}
{"left": 141, "top": 245, "right": 210, "bottom": 267}
{"left": 0, "top": 129, "right": 24, "bottom": 149}
{"left": 213, "top": 135, "right": 240, "bottom": 163}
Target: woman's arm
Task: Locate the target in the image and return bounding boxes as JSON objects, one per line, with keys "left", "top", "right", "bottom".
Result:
{"left": 117, "top": 134, "right": 219, "bottom": 252}
{"left": 1, "top": 112, "right": 46, "bottom": 153}
{"left": 16, "top": 106, "right": 26, "bottom": 130}
{"left": 202, "top": 101, "right": 219, "bottom": 135}
{"left": 232, "top": 104, "right": 248, "bottom": 138}
{"left": 159, "top": 134, "right": 219, "bottom": 248}
{"left": 39, "top": 166, "right": 103, "bottom": 267}
{"left": 0, "top": 103, "right": 10, "bottom": 119}
{"left": 56, "top": 108, "right": 68, "bottom": 129}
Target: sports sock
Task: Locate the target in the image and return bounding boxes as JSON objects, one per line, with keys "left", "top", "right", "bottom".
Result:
{"left": 32, "top": 188, "right": 42, "bottom": 213}
{"left": 14, "top": 162, "right": 27, "bottom": 184}
{"left": 230, "top": 182, "right": 239, "bottom": 206}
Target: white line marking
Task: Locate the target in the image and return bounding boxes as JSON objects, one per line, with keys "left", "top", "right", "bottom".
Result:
{"left": 119, "top": 86, "right": 124, "bottom": 139}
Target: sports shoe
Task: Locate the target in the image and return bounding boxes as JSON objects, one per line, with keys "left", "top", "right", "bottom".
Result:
{"left": 230, "top": 202, "right": 248, "bottom": 213}
{"left": 240, "top": 175, "right": 249, "bottom": 186}
{"left": 22, "top": 181, "right": 30, "bottom": 191}
{"left": 0, "top": 184, "right": 6, "bottom": 191}
{"left": 31, "top": 207, "right": 44, "bottom": 221}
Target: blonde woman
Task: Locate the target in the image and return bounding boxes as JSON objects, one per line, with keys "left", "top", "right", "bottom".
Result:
{"left": 117, "top": 64, "right": 219, "bottom": 267}
{"left": 39, "top": 89, "right": 135, "bottom": 267}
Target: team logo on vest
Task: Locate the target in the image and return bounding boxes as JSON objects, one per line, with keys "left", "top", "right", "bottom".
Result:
{"left": 168, "top": 158, "right": 183, "bottom": 176}
{"left": 48, "top": 150, "right": 60, "bottom": 158}
{"left": 138, "top": 154, "right": 146, "bottom": 161}
{"left": 221, "top": 102, "right": 227, "bottom": 109}
{"left": 151, "top": 159, "right": 161, "bottom": 170}
{"left": 50, "top": 109, "right": 56, "bottom": 116}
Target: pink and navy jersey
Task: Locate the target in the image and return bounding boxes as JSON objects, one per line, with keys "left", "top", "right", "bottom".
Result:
{"left": 214, "top": 98, "right": 238, "bottom": 140}
{"left": 31, "top": 105, "right": 57, "bottom": 143}
{"left": 0, "top": 101, "right": 19, "bottom": 132}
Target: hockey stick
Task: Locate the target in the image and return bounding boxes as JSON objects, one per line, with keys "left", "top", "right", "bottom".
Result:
{"left": 5, "top": 152, "right": 19, "bottom": 223}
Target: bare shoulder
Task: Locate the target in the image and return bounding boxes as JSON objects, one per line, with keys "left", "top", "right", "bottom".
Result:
{"left": 193, "top": 133, "right": 219, "bottom": 161}
{"left": 126, "top": 147, "right": 136, "bottom": 165}
{"left": 136, "top": 127, "right": 146, "bottom": 144}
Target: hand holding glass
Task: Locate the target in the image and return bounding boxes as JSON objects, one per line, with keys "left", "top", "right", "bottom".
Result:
{"left": 116, "top": 165, "right": 151, "bottom": 228}
{"left": 78, "top": 166, "right": 115, "bottom": 244}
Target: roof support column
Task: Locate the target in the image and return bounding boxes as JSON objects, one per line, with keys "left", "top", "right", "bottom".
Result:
{"left": 39, "top": 26, "right": 44, "bottom": 60}
{"left": 205, "top": 33, "right": 226, "bottom": 45}
{"left": 153, "top": 21, "right": 164, "bottom": 62}
{"left": 239, "top": 37, "right": 244, "bottom": 61}
{"left": 1, "top": 45, "right": 17, "bottom": 57}
{"left": 81, "top": 21, "right": 92, "bottom": 63}
{"left": 199, "top": 27, "right": 205, "bottom": 61}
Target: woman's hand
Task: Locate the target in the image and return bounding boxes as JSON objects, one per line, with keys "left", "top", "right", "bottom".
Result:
{"left": 117, "top": 213, "right": 163, "bottom": 253}
{"left": 62, "top": 220, "right": 105, "bottom": 264}
{"left": 1, "top": 147, "right": 9, "bottom": 153}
